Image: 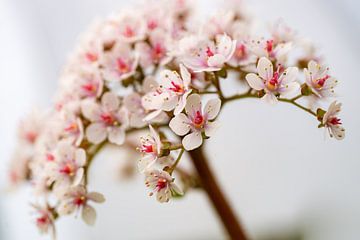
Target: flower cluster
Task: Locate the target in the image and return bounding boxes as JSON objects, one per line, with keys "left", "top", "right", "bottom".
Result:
{"left": 8, "top": 0, "right": 345, "bottom": 237}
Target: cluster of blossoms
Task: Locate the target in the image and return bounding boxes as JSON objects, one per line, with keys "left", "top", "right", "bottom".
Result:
{"left": 8, "top": 0, "right": 345, "bottom": 237}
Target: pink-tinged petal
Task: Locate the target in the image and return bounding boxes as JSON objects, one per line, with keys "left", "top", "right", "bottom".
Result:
{"left": 149, "top": 125, "right": 161, "bottom": 154}
{"left": 75, "top": 118, "right": 84, "bottom": 146}
{"left": 208, "top": 54, "right": 226, "bottom": 68}
{"left": 204, "top": 98, "right": 221, "bottom": 120}
{"left": 138, "top": 155, "right": 157, "bottom": 173}
{"left": 123, "top": 93, "right": 141, "bottom": 112}
{"left": 87, "top": 192, "right": 106, "bottom": 203}
{"left": 160, "top": 70, "right": 182, "bottom": 88}
{"left": 262, "top": 92, "right": 278, "bottom": 104}
{"left": 142, "top": 92, "right": 163, "bottom": 110}
{"left": 58, "top": 201, "right": 76, "bottom": 216}
{"left": 142, "top": 76, "right": 158, "bottom": 93}
{"left": 81, "top": 100, "right": 101, "bottom": 121}
{"left": 82, "top": 205, "right": 96, "bottom": 226}
{"left": 101, "top": 92, "right": 120, "bottom": 112}
{"left": 182, "top": 132, "right": 203, "bottom": 151}
{"left": 86, "top": 123, "right": 107, "bottom": 144}
{"left": 281, "top": 67, "right": 298, "bottom": 84}
{"left": 73, "top": 168, "right": 84, "bottom": 186}
{"left": 108, "top": 127, "right": 125, "bottom": 145}
{"left": 205, "top": 121, "right": 219, "bottom": 137}
{"left": 257, "top": 57, "right": 273, "bottom": 80}
{"left": 245, "top": 73, "right": 265, "bottom": 90}
{"left": 174, "top": 90, "right": 191, "bottom": 115}
{"left": 143, "top": 109, "right": 163, "bottom": 122}
{"left": 75, "top": 148, "right": 87, "bottom": 167}
{"left": 180, "top": 64, "right": 191, "bottom": 87}
{"left": 217, "top": 34, "right": 236, "bottom": 61}
{"left": 161, "top": 95, "right": 178, "bottom": 111}
{"left": 129, "top": 114, "right": 146, "bottom": 128}
{"left": 279, "top": 82, "right": 300, "bottom": 97}
{"left": 169, "top": 113, "right": 190, "bottom": 136}
{"left": 185, "top": 94, "right": 201, "bottom": 115}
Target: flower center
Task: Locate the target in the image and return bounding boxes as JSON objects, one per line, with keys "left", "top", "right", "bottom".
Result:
{"left": 64, "top": 122, "right": 79, "bottom": 133}
{"left": 81, "top": 83, "right": 97, "bottom": 95}
{"left": 101, "top": 113, "right": 119, "bottom": 126}
{"left": 169, "top": 81, "right": 184, "bottom": 94}
{"left": 193, "top": 111, "right": 204, "bottom": 128}
{"left": 141, "top": 144, "right": 154, "bottom": 153}
{"left": 25, "top": 131, "right": 37, "bottom": 144}
{"left": 85, "top": 52, "right": 98, "bottom": 62}
{"left": 206, "top": 47, "right": 214, "bottom": 57}
{"left": 151, "top": 43, "right": 165, "bottom": 62}
{"left": 156, "top": 178, "right": 168, "bottom": 191}
{"left": 329, "top": 117, "right": 342, "bottom": 125}
{"left": 116, "top": 58, "right": 130, "bottom": 74}
{"left": 235, "top": 44, "right": 246, "bottom": 60}
{"left": 36, "top": 215, "right": 49, "bottom": 226}
{"left": 147, "top": 20, "right": 158, "bottom": 30}
{"left": 74, "top": 196, "right": 86, "bottom": 206}
{"left": 315, "top": 75, "right": 330, "bottom": 88}
{"left": 60, "top": 163, "right": 75, "bottom": 176}
{"left": 123, "top": 26, "right": 134, "bottom": 38}
{"left": 46, "top": 153, "right": 55, "bottom": 162}
{"left": 266, "top": 39, "right": 274, "bottom": 54}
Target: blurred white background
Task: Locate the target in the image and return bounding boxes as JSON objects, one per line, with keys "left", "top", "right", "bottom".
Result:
{"left": 0, "top": 0, "right": 360, "bottom": 239}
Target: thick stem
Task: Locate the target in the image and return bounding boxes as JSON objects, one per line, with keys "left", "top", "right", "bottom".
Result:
{"left": 188, "top": 146, "right": 248, "bottom": 240}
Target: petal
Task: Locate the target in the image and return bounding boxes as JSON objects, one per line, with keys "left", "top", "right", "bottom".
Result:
{"left": 245, "top": 73, "right": 265, "bottom": 90}
{"left": 82, "top": 205, "right": 97, "bottom": 226}
{"left": 331, "top": 125, "right": 345, "bottom": 140}
{"left": 123, "top": 93, "right": 141, "bottom": 112}
{"left": 207, "top": 54, "right": 226, "bottom": 67}
{"left": 279, "top": 82, "right": 300, "bottom": 97}
{"left": 174, "top": 90, "right": 191, "bottom": 115}
{"left": 182, "top": 132, "right": 203, "bottom": 151}
{"left": 87, "top": 192, "right": 106, "bottom": 203}
{"left": 138, "top": 155, "right": 157, "bottom": 173}
{"left": 101, "top": 92, "right": 120, "bottom": 112}
{"left": 149, "top": 125, "right": 161, "bottom": 154}
{"left": 204, "top": 98, "right": 221, "bottom": 120}
{"left": 262, "top": 92, "right": 278, "bottom": 104}
{"left": 143, "top": 109, "right": 163, "bottom": 122}
{"left": 180, "top": 64, "right": 191, "bottom": 87}
{"left": 75, "top": 149, "right": 86, "bottom": 167}
{"left": 142, "top": 76, "right": 158, "bottom": 93}
{"left": 169, "top": 113, "right": 190, "bottom": 136}
{"left": 72, "top": 168, "right": 84, "bottom": 186}
{"left": 58, "top": 201, "right": 76, "bottom": 216}
{"left": 281, "top": 67, "right": 298, "bottom": 84}
{"left": 204, "top": 121, "right": 219, "bottom": 137}
{"left": 257, "top": 57, "right": 273, "bottom": 80}
{"left": 86, "top": 123, "right": 107, "bottom": 144}
{"left": 81, "top": 100, "right": 101, "bottom": 121}
{"left": 160, "top": 70, "right": 182, "bottom": 88}
{"left": 108, "top": 127, "right": 125, "bottom": 145}
{"left": 185, "top": 94, "right": 201, "bottom": 115}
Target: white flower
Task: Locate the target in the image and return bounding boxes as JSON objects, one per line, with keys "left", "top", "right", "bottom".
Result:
{"left": 178, "top": 34, "right": 236, "bottom": 72}
{"left": 57, "top": 185, "right": 105, "bottom": 226}
{"left": 60, "top": 112, "right": 84, "bottom": 146}
{"left": 145, "top": 169, "right": 183, "bottom": 203}
{"left": 137, "top": 125, "right": 164, "bottom": 173}
{"left": 108, "top": 11, "right": 146, "bottom": 43}
{"left": 135, "top": 29, "right": 172, "bottom": 69}
{"left": 169, "top": 94, "right": 221, "bottom": 150}
{"left": 304, "top": 60, "right": 337, "bottom": 98}
{"left": 82, "top": 92, "right": 129, "bottom": 145}
{"left": 323, "top": 101, "right": 345, "bottom": 140}
{"left": 49, "top": 141, "right": 87, "bottom": 189}
{"left": 248, "top": 37, "right": 292, "bottom": 64}
{"left": 228, "top": 41, "right": 257, "bottom": 67}
{"left": 75, "top": 67, "right": 104, "bottom": 99}
{"left": 31, "top": 203, "right": 56, "bottom": 236}
{"left": 245, "top": 57, "right": 299, "bottom": 104}
{"left": 101, "top": 42, "right": 139, "bottom": 82}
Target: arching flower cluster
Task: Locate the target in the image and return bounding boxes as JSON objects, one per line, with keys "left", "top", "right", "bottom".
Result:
{"left": 8, "top": 0, "right": 345, "bottom": 237}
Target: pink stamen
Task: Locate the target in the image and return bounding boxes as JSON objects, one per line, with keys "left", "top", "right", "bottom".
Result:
{"left": 151, "top": 43, "right": 165, "bottom": 61}
{"left": 123, "top": 26, "right": 134, "bottom": 38}
{"left": 81, "top": 83, "right": 97, "bottom": 94}
{"left": 235, "top": 44, "right": 246, "bottom": 60}
{"left": 193, "top": 111, "right": 204, "bottom": 126}
{"left": 74, "top": 196, "right": 86, "bottom": 206}
{"left": 59, "top": 164, "right": 73, "bottom": 175}
{"left": 116, "top": 58, "right": 129, "bottom": 74}
{"left": 169, "top": 81, "right": 184, "bottom": 93}
{"left": 266, "top": 39, "right": 274, "bottom": 53}
{"left": 147, "top": 20, "right": 158, "bottom": 30}
{"left": 101, "top": 113, "right": 116, "bottom": 126}
{"left": 46, "top": 153, "right": 55, "bottom": 162}
{"left": 156, "top": 178, "right": 167, "bottom": 191}
{"left": 85, "top": 52, "right": 98, "bottom": 62}
{"left": 25, "top": 132, "right": 37, "bottom": 144}
{"left": 330, "top": 117, "right": 342, "bottom": 125}
{"left": 141, "top": 144, "right": 154, "bottom": 153}
{"left": 206, "top": 47, "right": 214, "bottom": 57}
{"left": 64, "top": 122, "right": 78, "bottom": 133}
{"left": 316, "top": 75, "right": 330, "bottom": 87}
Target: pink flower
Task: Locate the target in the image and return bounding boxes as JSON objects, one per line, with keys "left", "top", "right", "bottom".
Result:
{"left": 145, "top": 169, "right": 183, "bottom": 203}
{"left": 75, "top": 67, "right": 104, "bottom": 99}
{"left": 101, "top": 42, "right": 139, "bottom": 82}
{"left": 179, "top": 34, "right": 236, "bottom": 72}
{"left": 246, "top": 57, "right": 299, "bottom": 104}
{"left": 323, "top": 101, "right": 345, "bottom": 140}
{"left": 60, "top": 112, "right": 84, "bottom": 146}
{"left": 228, "top": 41, "right": 257, "bottom": 67}
{"left": 304, "top": 60, "right": 337, "bottom": 98}
{"left": 31, "top": 203, "right": 56, "bottom": 236}
{"left": 57, "top": 185, "right": 105, "bottom": 225}
{"left": 138, "top": 125, "right": 163, "bottom": 173}
{"left": 82, "top": 92, "right": 129, "bottom": 145}
{"left": 169, "top": 94, "right": 221, "bottom": 150}
{"left": 248, "top": 37, "right": 292, "bottom": 64}
{"left": 49, "top": 141, "right": 87, "bottom": 190}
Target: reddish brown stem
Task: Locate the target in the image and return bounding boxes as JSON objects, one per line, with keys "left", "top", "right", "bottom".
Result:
{"left": 188, "top": 146, "right": 248, "bottom": 240}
